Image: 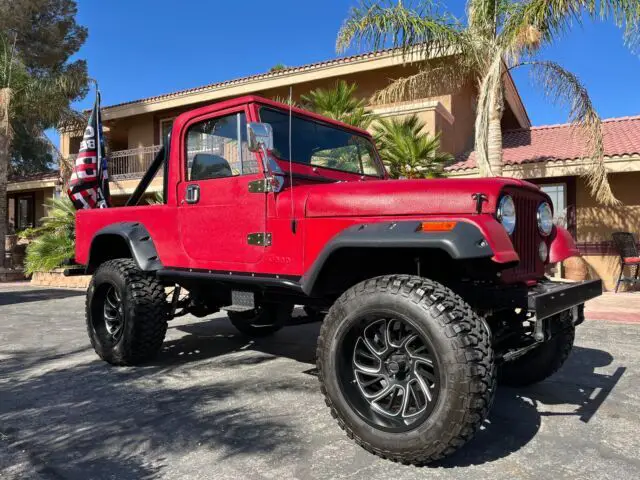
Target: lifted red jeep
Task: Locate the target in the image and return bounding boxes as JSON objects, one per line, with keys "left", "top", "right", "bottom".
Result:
{"left": 73, "top": 95, "right": 601, "bottom": 464}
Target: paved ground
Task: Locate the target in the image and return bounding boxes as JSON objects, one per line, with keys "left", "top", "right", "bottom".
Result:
{"left": 1, "top": 282, "right": 639, "bottom": 480}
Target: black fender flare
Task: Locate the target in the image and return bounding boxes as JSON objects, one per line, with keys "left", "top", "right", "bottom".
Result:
{"left": 87, "top": 222, "right": 163, "bottom": 273}
{"left": 300, "top": 220, "right": 493, "bottom": 295}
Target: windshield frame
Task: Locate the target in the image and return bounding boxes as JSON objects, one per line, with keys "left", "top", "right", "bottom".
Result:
{"left": 258, "top": 106, "right": 386, "bottom": 179}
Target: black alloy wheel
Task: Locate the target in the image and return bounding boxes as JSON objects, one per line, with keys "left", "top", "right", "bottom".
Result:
{"left": 339, "top": 315, "right": 440, "bottom": 432}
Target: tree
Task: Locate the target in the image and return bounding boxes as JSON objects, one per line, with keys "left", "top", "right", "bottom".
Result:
{"left": 374, "top": 114, "right": 452, "bottom": 178}
{"left": 269, "top": 63, "right": 287, "bottom": 72}
{"left": 0, "top": 0, "right": 88, "bottom": 175}
{"left": 337, "top": 0, "right": 640, "bottom": 205}
{"left": 1, "top": 0, "right": 88, "bottom": 266}
{"left": 301, "top": 80, "right": 376, "bottom": 129}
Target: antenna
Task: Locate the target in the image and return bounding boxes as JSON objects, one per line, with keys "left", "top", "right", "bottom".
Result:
{"left": 289, "top": 86, "right": 296, "bottom": 234}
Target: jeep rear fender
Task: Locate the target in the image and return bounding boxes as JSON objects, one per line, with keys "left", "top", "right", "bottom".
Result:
{"left": 300, "top": 219, "right": 513, "bottom": 295}
{"left": 86, "top": 222, "right": 163, "bottom": 274}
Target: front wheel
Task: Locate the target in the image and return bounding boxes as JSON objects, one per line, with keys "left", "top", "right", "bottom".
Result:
{"left": 317, "top": 275, "right": 495, "bottom": 465}
{"left": 86, "top": 259, "right": 168, "bottom": 366}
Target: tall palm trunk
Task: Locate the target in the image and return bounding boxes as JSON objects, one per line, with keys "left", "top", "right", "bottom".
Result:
{"left": 487, "top": 95, "right": 504, "bottom": 176}
{"left": 475, "top": 54, "right": 506, "bottom": 177}
{"left": 0, "top": 88, "right": 12, "bottom": 268}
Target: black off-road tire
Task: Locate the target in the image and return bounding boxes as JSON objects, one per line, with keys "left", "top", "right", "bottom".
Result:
{"left": 317, "top": 275, "right": 496, "bottom": 465}
{"left": 499, "top": 309, "right": 576, "bottom": 387}
{"left": 228, "top": 303, "right": 293, "bottom": 337}
{"left": 86, "top": 258, "right": 168, "bottom": 366}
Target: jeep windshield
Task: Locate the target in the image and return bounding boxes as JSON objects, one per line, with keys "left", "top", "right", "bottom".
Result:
{"left": 259, "top": 107, "right": 384, "bottom": 178}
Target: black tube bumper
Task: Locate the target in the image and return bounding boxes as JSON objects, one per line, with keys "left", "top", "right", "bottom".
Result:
{"left": 528, "top": 279, "right": 602, "bottom": 320}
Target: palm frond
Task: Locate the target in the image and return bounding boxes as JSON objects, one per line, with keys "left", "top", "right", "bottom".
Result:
{"left": 371, "top": 56, "right": 471, "bottom": 104}
{"left": 337, "top": 0, "right": 467, "bottom": 61}
{"left": 301, "top": 80, "right": 376, "bottom": 129}
{"left": 515, "top": 60, "right": 618, "bottom": 205}
{"left": 22, "top": 196, "right": 76, "bottom": 275}
{"left": 23, "top": 230, "right": 75, "bottom": 275}
{"left": 373, "top": 114, "right": 452, "bottom": 178}
{"left": 271, "top": 95, "right": 299, "bottom": 108}
{"left": 500, "top": 1, "right": 640, "bottom": 54}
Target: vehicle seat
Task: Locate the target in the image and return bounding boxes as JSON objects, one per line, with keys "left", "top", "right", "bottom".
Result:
{"left": 191, "top": 153, "right": 233, "bottom": 180}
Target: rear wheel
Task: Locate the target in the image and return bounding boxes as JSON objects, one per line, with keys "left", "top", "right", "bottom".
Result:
{"left": 228, "top": 303, "right": 293, "bottom": 337}
{"left": 499, "top": 309, "right": 577, "bottom": 387}
{"left": 86, "top": 259, "right": 168, "bottom": 366}
{"left": 317, "top": 275, "right": 495, "bottom": 465}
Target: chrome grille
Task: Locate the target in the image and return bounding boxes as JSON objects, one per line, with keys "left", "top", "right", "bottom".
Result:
{"left": 503, "top": 189, "right": 545, "bottom": 281}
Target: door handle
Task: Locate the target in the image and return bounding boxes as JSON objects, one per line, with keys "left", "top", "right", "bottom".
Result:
{"left": 185, "top": 184, "right": 200, "bottom": 204}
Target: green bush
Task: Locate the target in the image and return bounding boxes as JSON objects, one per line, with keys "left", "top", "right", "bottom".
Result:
{"left": 20, "top": 197, "right": 75, "bottom": 275}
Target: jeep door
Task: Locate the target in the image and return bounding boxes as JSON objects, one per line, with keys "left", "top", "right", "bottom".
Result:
{"left": 177, "top": 107, "right": 266, "bottom": 266}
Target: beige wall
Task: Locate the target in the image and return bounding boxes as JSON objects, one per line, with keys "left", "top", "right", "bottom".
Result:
{"left": 576, "top": 172, "right": 640, "bottom": 243}
{"left": 125, "top": 114, "right": 155, "bottom": 150}
{"left": 575, "top": 172, "right": 640, "bottom": 291}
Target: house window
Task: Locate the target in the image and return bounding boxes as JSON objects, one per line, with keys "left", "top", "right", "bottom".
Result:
{"left": 15, "top": 194, "right": 35, "bottom": 231}
{"left": 540, "top": 183, "right": 567, "bottom": 227}
{"left": 159, "top": 118, "right": 174, "bottom": 146}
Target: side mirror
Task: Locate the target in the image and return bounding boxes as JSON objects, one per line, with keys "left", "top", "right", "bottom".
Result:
{"left": 247, "top": 122, "right": 273, "bottom": 153}
{"left": 246, "top": 122, "right": 284, "bottom": 193}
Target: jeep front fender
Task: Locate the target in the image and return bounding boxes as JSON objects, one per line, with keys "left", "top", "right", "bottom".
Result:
{"left": 549, "top": 225, "right": 580, "bottom": 264}
{"left": 300, "top": 219, "right": 506, "bottom": 295}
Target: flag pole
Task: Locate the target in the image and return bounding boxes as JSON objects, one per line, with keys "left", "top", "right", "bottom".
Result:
{"left": 89, "top": 78, "right": 105, "bottom": 207}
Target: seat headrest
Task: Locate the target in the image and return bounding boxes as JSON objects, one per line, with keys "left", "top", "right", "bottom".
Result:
{"left": 191, "top": 153, "right": 233, "bottom": 180}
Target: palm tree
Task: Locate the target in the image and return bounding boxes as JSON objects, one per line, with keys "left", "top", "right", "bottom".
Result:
{"left": 374, "top": 114, "right": 452, "bottom": 178}
{"left": 19, "top": 197, "right": 76, "bottom": 275}
{"left": 301, "top": 80, "right": 376, "bottom": 129}
{"left": 1, "top": 33, "right": 86, "bottom": 266}
{"left": 337, "top": 0, "right": 640, "bottom": 205}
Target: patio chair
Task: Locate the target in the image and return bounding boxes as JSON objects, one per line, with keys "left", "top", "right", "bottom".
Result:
{"left": 611, "top": 232, "right": 640, "bottom": 293}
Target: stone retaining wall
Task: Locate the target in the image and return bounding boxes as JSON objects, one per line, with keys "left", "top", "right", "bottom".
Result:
{"left": 31, "top": 269, "right": 90, "bottom": 289}
{"left": 0, "top": 268, "right": 25, "bottom": 282}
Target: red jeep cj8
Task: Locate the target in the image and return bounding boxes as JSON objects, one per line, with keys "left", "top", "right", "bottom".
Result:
{"left": 71, "top": 95, "right": 602, "bottom": 464}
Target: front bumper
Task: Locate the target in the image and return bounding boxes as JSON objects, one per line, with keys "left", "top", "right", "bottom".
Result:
{"left": 528, "top": 279, "right": 602, "bottom": 320}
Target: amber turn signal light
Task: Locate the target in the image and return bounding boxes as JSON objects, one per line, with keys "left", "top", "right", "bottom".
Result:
{"left": 418, "top": 221, "right": 457, "bottom": 232}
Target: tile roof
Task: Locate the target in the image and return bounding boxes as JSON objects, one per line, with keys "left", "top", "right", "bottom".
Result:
{"left": 103, "top": 47, "right": 402, "bottom": 111}
{"left": 448, "top": 115, "right": 640, "bottom": 171}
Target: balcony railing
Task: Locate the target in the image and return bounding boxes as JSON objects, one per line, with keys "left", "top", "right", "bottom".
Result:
{"left": 68, "top": 145, "right": 163, "bottom": 179}
{"left": 110, "top": 145, "right": 162, "bottom": 178}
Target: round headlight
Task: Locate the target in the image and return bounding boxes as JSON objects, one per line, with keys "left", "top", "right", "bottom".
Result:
{"left": 497, "top": 195, "right": 516, "bottom": 235}
{"left": 537, "top": 202, "right": 553, "bottom": 236}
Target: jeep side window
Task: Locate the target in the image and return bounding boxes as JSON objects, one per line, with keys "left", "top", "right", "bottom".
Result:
{"left": 259, "top": 107, "right": 384, "bottom": 178}
{"left": 185, "top": 112, "right": 259, "bottom": 181}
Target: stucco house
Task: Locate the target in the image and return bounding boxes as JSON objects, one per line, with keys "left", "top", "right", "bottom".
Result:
{"left": 6, "top": 47, "right": 636, "bottom": 288}
{"left": 6, "top": 171, "right": 61, "bottom": 234}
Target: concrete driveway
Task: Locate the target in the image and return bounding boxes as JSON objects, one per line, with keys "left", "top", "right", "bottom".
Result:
{"left": 1, "top": 282, "right": 639, "bottom": 480}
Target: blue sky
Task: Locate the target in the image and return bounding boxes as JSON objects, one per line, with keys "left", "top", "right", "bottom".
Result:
{"left": 59, "top": 0, "right": 640, "bottom": 143}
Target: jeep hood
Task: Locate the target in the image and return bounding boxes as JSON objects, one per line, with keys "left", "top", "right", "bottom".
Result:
{"left": 303, "top": 178, "right": 540, "bottom": 218}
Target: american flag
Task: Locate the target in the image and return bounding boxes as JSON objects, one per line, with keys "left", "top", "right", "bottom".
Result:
{"left": 67, "top": 92, "right": 111, "bottom": 209}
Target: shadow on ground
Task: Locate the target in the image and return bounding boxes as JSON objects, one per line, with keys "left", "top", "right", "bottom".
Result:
{"left": 0, "top": 315, "right": 626, "bottom": 477}
{"left": 0, "top": 288, "right": 85, "bottom": 307}
{"left": 167, "top": 318, "right": 627, "bottom": 468}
